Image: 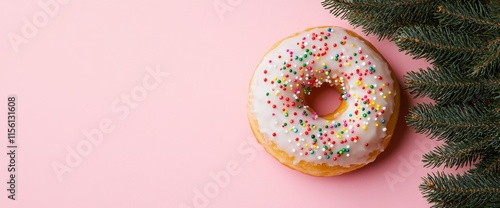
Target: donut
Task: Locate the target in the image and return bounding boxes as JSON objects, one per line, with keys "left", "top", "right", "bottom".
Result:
{"left": 247, "top": 26, "right": 400, "bottom": 176}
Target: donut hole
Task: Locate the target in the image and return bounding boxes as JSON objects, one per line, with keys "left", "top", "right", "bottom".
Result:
{"left": 304, "top": 84, "right": 342, "bottom": 117}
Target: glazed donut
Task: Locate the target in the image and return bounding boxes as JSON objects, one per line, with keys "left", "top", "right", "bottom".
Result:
{"left": 248, "top": 26, "right": 400, "bottom": 176}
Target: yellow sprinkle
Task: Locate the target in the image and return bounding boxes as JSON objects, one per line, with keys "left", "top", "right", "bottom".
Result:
{"left": 305, "top": 144, "right": 308, "bottom": 147}
{"left": 383, "top": 95, "right": 387, "bottom": 99}
{"left": 322, "top": 62, "right": 326, "bottom": 66}
{"left": 351, "top": 44, "right": 355, "bottom": 47}
{"left": 376, "top": 123, "right": 379, "bottom": 127}
{"left": 326, "top": 120, "right": 330, "bottom": 124}
{"left": 275, "top": 92, "right": 279, "bottom": 96}
{"left": 316, "top": 57, "right": 320, "bottom": 60}
{"left": 363, "top": 125, "right": 367, "bottom": 130}
{"left": 382, "top": 83, "right": 386, "bottom": 87}
{"left": 388, "top": 91, "right": 392, "bottom": 94}
{"left": 356, "top": 80, "right": 362, "bottom": 86}
{"left": 289, "top": 128, "right": 293, "bottom": 131}
{"left": 313, "top": 126, "right": 317, "bottom": 130}
{"left": 347, "top": 62, "right": 351, "bottom": 66}
{"left": 313, "top": 145, "right": 317, "bottom": 148}
{"left": 274, "top": 77, "right": 277, "bottom": 81}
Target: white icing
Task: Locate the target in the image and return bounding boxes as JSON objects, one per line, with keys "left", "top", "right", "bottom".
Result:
{"left": 249, "top": 27, "right": 397, "bottom": 167}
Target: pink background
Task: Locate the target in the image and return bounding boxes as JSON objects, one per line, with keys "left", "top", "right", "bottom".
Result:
{"left": 0, "top": 0, "right": 446, "bottom": 207}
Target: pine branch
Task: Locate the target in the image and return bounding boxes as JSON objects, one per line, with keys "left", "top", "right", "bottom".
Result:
{"left": 422, "top": 137, "right": 492, "bottom": 169}
{"left": 321, "top": 0, "right": 434, "bottom": 16}
{"left": 406, "top": 103, "right": 500, "bottom": 143}
{"left": 321, "top": 0, "right": 437, "bottom": 39}
{"left": 421, "top": 172, "right": 500, "bottom": 208}
{"left": 323, "top": 0, "right": 432, "bottom": 7}
{"left": 435, "top": 0, "right": 500, "bottom": 77}
{"left": 471, "top": 41, "right": 500, "bottom": 77}
{"left": 339, "top": 11, "right": 434, "bottom": 40}
{"left": 472, "top": 50, "right": 500, "bottom": 77}
{"left": 436, "top": 1, "right": 500, "bottom": 33}
{"left": 404, "top": 67, "right": 500, "bottom": 104}
{"left": 395, "top": 26, "right": 486, "bottom": 68}
{"left": 469, "top": 153, "right": 500, "bottom": 175}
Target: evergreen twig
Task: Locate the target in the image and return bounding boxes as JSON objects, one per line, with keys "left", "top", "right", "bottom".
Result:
{"left": 395, "top": 26, "right": 485, "bottom": 68}
{"left": 322, "top": 0, "right": 437, "bottom": 39}
{"left": 421, "top": 172, "right": 500, "bottom": 208}
{"left": 405, "top": 67, "right": 500, "bottom": 104}
{"left": 471, "top": 43, "right": 500, "bottom": 77}
{"left": 436, "top": 1, "right": 500, "bottom": 33}
{"left": 468, "top": 154, "right": 500, "bottom": 175}
{"left": 422, "top": 137, "right": 492, "bottom": 169}
{"left": 407, "top": 103, "right": 500, "bottom": 143}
